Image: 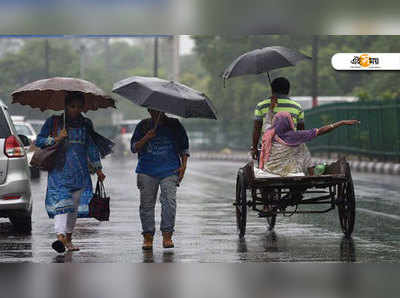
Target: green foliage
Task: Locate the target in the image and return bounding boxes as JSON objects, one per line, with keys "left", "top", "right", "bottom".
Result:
{"left": 192, "top": 35, "right": 400, "bottom": 150}
{"left": 1, "top": 36, "right": 400, "bottom": 155}
{"left": 0, "top": 38, "right": 188, "bottom": 125}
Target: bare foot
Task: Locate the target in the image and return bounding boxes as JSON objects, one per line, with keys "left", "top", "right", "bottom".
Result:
{"left": 263, "top": 205, "right": 271, "bottom": 213}
{"left": 52, "top": 234, "right": 67, "bottom": 253}
{"left": 65, "top": 241, "right": 80, "bottom": 251}
{"left": 307, "top": 167, "right": 315, "bottom": 176}
{"left": 66, "top": 233, "right": 80, "bottom": 251}
{"left": 57, "top": 234, "right": 67, "bottom": 245}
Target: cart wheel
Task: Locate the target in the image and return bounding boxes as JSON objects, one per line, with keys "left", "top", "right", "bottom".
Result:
{"left": 265, "top": 191, "right": 277, "bottom": 231}
{"left": 266, "top": 214, "right": 277, "bottom": 231}
{"left": 338, "top": 163, "right": 356, "bottom": 238}
{"left": 235, "top": 171, "right": 247, "bottom": 238}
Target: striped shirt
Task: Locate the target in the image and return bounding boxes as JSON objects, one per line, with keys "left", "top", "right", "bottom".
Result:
{"left": 254, "top": 96, "right": 304, "bottom": 131}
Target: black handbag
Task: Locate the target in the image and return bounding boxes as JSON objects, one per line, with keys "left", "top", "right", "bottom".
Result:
{"left": 89, "top": 180, "right": 110, "bottom": 221}
{"left": 30, "top": 117, "right": 61, "bottom": 171}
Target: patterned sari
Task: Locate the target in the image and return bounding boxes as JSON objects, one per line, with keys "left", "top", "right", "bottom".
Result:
{"left": 36, "top": 115, "right": 102, "bottom": 218}
{"left": 259, "top": 112, "right": 318, "bottom": 176}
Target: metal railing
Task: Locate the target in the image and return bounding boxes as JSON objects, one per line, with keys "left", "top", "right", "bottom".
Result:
{"left": 305, "top": 100, "right": 400, "bottom": 161}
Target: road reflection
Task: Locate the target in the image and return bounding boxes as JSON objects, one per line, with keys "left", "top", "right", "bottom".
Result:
{"left": 340, "top": 237, "right": 356, "bottom": 263}
{"left": 0, "top": 159, "right": 397, "bottom": 262}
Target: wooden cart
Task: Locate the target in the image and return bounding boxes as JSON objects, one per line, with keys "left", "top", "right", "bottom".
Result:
{"left": 234, "top": 158, "right": 356, "bottom": 238}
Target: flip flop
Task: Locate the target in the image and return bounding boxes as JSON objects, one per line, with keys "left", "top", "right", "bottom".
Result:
{"left": 67, "top": 245, "right": 80, "bottom": 252}
{"left": 52, "top": 240, "right": 66, "bottom": 253}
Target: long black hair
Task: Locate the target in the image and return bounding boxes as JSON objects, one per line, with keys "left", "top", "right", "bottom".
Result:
{"left": 65, "top": 91, "right": 85, "bottom": 107}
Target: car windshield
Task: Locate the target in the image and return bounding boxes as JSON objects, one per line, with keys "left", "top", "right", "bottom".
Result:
{"left": 15, "top": 124, "right": 34, "bottom": 136}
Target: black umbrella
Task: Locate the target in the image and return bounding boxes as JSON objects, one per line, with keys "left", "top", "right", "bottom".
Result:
{"left": 222, "top": 46, "right": 311, "bottom": 84}
{"left": 112, "top": 76, "right": 218, "bottom": 120}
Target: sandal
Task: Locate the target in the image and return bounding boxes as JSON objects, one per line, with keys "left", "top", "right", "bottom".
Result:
{"left": 67, "top": 245, "right": 80, "bottom": 252}
{"left": 65, "top": 242, "right": 80, "bottom": 251}
{"left": 52, "top": 240, "right": 66, "bottom": 253}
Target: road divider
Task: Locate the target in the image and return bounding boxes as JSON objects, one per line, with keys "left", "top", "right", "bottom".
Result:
{"left": 190, "top": 152, "right": 400, "bottom": 175}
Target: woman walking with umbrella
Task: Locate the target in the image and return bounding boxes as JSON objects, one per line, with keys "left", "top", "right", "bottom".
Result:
{"left": 12, "top": 78, "right": 115, "bottom": 253}
{"left": 113, "top": 76, "right": 217, "bottom": 250}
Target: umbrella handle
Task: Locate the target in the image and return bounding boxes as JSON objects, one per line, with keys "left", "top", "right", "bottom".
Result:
{"left": 153, "top": 111, "right": 162, "bottom": 129}
{"left": 267, "top": 72, "right": 272, "bottom": 85}
{"left": 64, "top": 107, "right": 66, "bottom": 129}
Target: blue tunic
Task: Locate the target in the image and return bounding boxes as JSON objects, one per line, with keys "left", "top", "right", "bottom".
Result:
{"left": 36, "top": 115, "right": 102, "bottom": 218}
{"left": 131, "top": 118, "right": 190, "bottom": 179}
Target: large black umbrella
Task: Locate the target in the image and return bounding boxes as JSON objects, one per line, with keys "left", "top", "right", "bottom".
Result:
{"left": 112, "top": 76, "right": 218, "bottom": 120}
{"left": 222, "top": 46, "right": 311, "bottom": 84}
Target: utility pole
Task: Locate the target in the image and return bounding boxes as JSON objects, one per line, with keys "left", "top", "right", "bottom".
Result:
{"left": 172, "top": 35, "right": 180, "bottom": 81}
{"left": 312, "top": 35, "right": 319, "bottom": 108}
{"left": 166, "top": 36, "right": 180, "bottom": 81}
{"left": 44, "top": 39, "right": 50, "bottom": 78}
{"left": 79, "top": 41, "right": 86, "bottom": 79}
{"left": 154, "top": 37, "right": 159, "bottom": 77}
{"left": 104, "top": 38, "right": 111, "bottom": 80}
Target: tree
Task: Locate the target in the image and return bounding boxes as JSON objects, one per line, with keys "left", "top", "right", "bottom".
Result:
{"left": 192, "top": 35, "right": 400, "bottom": 150}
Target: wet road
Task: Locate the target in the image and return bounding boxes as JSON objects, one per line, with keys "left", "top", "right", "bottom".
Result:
{"left": 0, "top": 158, "right": 399, "bottom": 263}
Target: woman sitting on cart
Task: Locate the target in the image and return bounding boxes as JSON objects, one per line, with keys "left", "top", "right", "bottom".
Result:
{"left": 259, "top": 107, "right": 359, "bottom": 177}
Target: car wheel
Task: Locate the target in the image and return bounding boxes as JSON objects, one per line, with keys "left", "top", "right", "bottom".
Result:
{"left": 10, "top": 215, "right": 32, "bottom": 234}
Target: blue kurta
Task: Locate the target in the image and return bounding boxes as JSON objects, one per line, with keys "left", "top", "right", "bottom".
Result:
{"left": 36, "top": 115, "right": 102, "bottom": 218}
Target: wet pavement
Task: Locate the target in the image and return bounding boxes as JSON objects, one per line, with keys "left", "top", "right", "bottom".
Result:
{"left": 0, "top": 158, "right": 399, "bottom": 263}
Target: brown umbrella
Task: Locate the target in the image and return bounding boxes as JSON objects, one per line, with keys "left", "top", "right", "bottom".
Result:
{"left": 11, "top": 77, "right": 116, "bottom": 112}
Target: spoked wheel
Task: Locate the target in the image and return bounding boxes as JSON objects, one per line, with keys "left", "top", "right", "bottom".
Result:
{"left": 264, "top": 191, "right": 277, "bottom": 231}
{"left": 338, "top": 163, "right": 356, "bottom": 238}
{"left": 266, "top": 213, "right": 277, "bottom": 231}
{"left": 235, "top": 171, "right": 247, "bottom": 238}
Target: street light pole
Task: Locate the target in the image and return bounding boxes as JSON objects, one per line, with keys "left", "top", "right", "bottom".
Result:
{"left": 105, "top": 38, "right": 111, "bottom": 80}
{"left": 79, "top": 41, "right": 86, "bottom": 79}
{"left": 312, "top": 35, "right": 319, "bottom": 108}
{"left": 154, "top": 37, "right": 159, "bottom": 77}
{"left": 172, "top": 35, "right": 180, "bottom": 81}
{"left": 44, "top": 39, "right": 50, "bottom": 78}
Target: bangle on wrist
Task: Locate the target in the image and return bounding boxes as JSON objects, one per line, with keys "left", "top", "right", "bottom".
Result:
{"left": 330, "top": 124, "right": 335, "bottom": 129}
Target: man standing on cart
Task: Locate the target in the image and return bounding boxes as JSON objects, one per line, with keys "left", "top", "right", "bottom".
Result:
{"left": 251, "top": 77, "right": 305, "bottom": 161}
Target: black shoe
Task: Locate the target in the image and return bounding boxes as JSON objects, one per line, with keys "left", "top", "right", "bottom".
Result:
{"left": 52, "top": 240, "right": 66, "bottom": 253}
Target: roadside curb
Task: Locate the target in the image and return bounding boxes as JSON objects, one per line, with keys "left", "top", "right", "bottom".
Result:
{"left": 312, "top": 158, "right": 400, "bottom": 175}
{"left": 191, "top": 152, "right": 400, "bottom": 175}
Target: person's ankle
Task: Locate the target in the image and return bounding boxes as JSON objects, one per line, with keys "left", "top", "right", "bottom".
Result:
{"left": 57, "top": 234, "right": 67, "bottom": 244}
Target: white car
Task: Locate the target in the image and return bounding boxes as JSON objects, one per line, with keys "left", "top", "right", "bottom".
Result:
{"left": 0, "top": 105, "right": 32, "bottom": 233}
{"left": 27, "top": 119, "right": 45, "bottom": 135}
{"left": 12, "top": 117, "right": 37, "bottom": 143}
{"left": 11, "top": 116, "right": 40, "bottom": 179}
{"left": 119, "top": 120, "right": 141, "bottom": 155}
